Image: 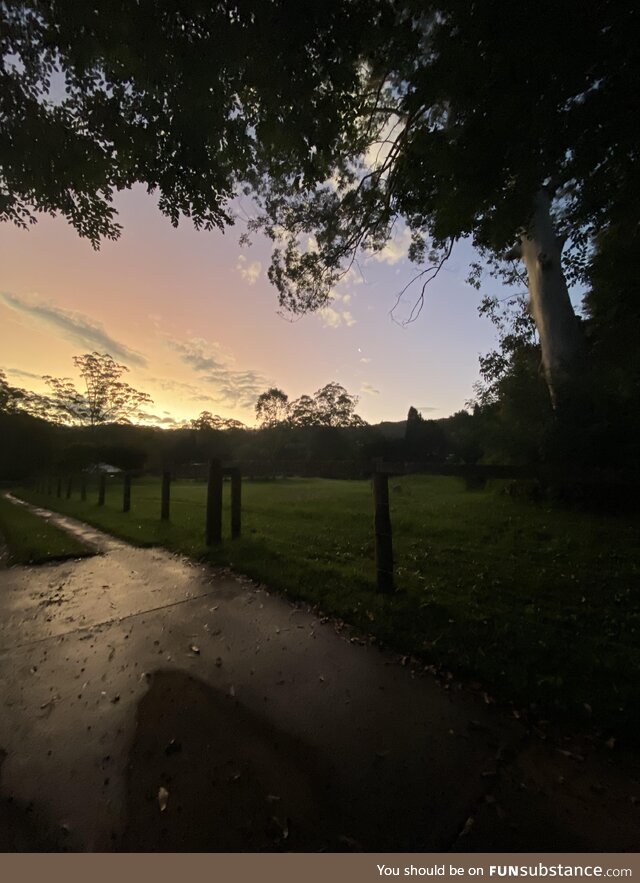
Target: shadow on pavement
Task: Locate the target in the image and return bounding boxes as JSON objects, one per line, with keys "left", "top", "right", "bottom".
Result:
{"left": 123, "top": 669, "right": 348, "bottom": 851}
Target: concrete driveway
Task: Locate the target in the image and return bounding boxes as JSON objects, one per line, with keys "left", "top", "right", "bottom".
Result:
{"left": 0, "top": 498, "right": 638, "bottom": 851}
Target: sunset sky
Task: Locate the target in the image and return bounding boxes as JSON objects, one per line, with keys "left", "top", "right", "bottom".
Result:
{"left": 0, "top": 186, "right": 576, "bottom": 428}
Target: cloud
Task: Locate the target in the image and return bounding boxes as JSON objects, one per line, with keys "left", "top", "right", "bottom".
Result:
{"left": 236, "top": 255, "right": 262, "bottom": 285}
{"left": 5, "top": 367, "right": 45, "bottom": 383}
{"left": 166, "top": 337, "right": 269, "bottom": 409}
{"left": 153, "top": 378, "right": 207, "bottom": 398}
{"left": 364, "top": 113, "right": 403, "bottom": 171}
{"left": 0, "top": 291, "right": 147, "bottom": 366}
{"left": 359, "top": 357, "right": 372, "bottom": 364}
{"left": 338, "top": 266, "right": 364, "bottom": 287}
{"left": 138, "top": 412, "right": 182, "bottom": 427}
{"left": 318, "top": 305, "right": 356, "bottom": 328}
{"left": 361, "top": 382, "right": 380, "bottom": 396}
{"left": 370, "top": 227, "right": 412, "bottom": 266}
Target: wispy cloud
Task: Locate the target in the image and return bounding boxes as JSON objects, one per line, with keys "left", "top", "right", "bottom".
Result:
{"left": 361, "top": 382, "right": 380, "bottom": 396}
{"left": 0, "top": 291, "right": 147, "bottom": 367}
{"left": 139, "top": 412, "right": 182, "bottom": 427}
{"left": 153, "top": 378, "right": 212, "bottom": 403}
{"left": 166, "top": 337, "right": 268, "bottom": 409}
{"left": 318, "top": 296, "right": 356, "bottom": 329}
{"left": 236, "top": 255, "right": 262, "bottom": 285}
{"left": 5, "top": 367, "right": 45, "bottom": 383}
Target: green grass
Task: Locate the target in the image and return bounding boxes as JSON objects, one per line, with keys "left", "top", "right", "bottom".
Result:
{"left": 16, "top": 475, "right": 640, "bottom": 737}
{"left": 0, "top": 494, "right": 93, "bottom": 565}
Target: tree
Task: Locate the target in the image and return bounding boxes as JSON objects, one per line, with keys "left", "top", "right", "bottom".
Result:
{"left": 256, "top": 382, "right": 365, "bottom": 428}
{"left": 2, "top": 2, "right": 637, "bottom": 407}
{"left": 1, "top": 0, "right": 373, "bottom": 243}
{"left": 0, "top": 369, "right": 25, "bottom": 413}
{"left": 42, "top": 353, "right": 152, "bottom": 426}
{"left": 191, "top": 411, "right": 246, "bottom": 431}
{"left": 311, "top": 382, "right": 366, "bottom": 428}
{"left": 470, "top": 296, "right": 553, "bottom": 466}
{"left": 255, "top": 389, "right": 290, "bottom": 428}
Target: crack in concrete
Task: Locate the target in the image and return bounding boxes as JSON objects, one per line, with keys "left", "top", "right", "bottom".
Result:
{"left": 0, "top": 585, "right": 225, "bottom": 655}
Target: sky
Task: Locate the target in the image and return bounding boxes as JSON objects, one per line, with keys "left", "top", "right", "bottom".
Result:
{"left": 0, "top": 185, "right": 526, "bottom": 428}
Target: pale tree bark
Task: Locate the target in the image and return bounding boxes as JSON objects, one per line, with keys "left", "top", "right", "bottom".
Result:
{"left": 511, "top": 190, "right": 585, "bottom": 408}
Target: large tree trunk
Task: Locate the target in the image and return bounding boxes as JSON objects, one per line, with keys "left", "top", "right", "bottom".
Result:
{"left": 518, "top": 190, "right": 584, "bottom": 408}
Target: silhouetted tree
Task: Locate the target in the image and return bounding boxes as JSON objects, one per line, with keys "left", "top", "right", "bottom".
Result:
{"left": 0, "top": 369, "right": 25, "bottom": 413}
{"left": 191, "top": 411, "right": 246, "bottom": 431}
{"left": 255, "top": 389, "right": 290, "bottom": 428}
{"left": 41, "top": 353, "right": 152, "bottom": 426}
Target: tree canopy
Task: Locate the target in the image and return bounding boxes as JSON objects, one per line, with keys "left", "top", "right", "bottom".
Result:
{"left": 255, "top": 382, "right": 365, "bottom": 428}
{"left": 36, "top": 353, "right": 153, "bottom": 426}
{"left": 190, "top": 411, "right": 246, "bottom": 432}
{"left": 2, "top": 1, "right": 638, "bottom": 405}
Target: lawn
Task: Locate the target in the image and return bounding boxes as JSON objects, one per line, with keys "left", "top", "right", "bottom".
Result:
{"left": 0, "top": 494, "right": 93, "bottom": 565}
{"left": 16, "top": 475, "right": 640, "bottom": 737}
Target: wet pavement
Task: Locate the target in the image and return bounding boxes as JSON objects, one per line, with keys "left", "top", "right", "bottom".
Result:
{"left": 0, "top": 496, "right": 638, "bottom": 852}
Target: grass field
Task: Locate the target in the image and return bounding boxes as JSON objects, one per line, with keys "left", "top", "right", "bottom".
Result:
{"left": 0, "top": 494, "right": 93, "bottom": 565}
{"left": 16, "top": 475, "right": 640, "bottom": 737}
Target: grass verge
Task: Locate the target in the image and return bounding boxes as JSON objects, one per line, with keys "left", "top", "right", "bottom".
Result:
{"left": 16, "top": 475, "right": 640, "bottom": 738}
{"left": 0, "top": 494, "right": 93, "bottom": 565}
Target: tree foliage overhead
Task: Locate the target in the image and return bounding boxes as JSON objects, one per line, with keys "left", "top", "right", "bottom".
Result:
{"left": 2, "top": 1, "right": 638, "bottom": 411}
{"left": 3, "top": 1, "right": 635, "bottom": 273}
{"left": 1, "top": 0, "right": 378, "bottom": 244}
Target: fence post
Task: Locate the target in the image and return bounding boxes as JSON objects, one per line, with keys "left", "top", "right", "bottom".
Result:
{"left": 161, "top": 471, "right": 171, "bottom": 521}
{"left": 373, "top": 468, "right": 394, "bottom": 593}
{"left": 47, "top": 478, "right": 52, "bottom": 495}
{"left": 66, "top": 476, "right": 72, "bottom": 499}
{"left": 230, "top": 467, "right": 241, "bottom": 539}
{"left": 98, "top": 473, "right": 106, "bottom": 506}
{"left": 123, "top": 473, "right": 132, "bottom": 513}
{"left": 206, "top": 459, "right": 223, "bottom": 545}
{"left": 81, "top": 478, "right": 87, "bottom": 501}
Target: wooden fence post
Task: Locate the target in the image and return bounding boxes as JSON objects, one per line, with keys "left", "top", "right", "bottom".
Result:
{"left": 66, "top": 476, "right": 72, "bottom": 499}
{"left": 98, "top": 473, "right": 106, "bottom": 506}
{"left": 123, "top": 473, "right": 132, "bottom": 513}
{"left": 161, "top": 471, "right": 171, "bottom": 520}
{"left": 373, "top": 469, "right": 394, "bottom": 593}
{"left": 230, "top": 467, "right": 241, "bottom": 539}
{"left": 47, "top": 478, "right": 52, "bottom": 495}
{"left": 206, "top": 459, "right": 223, "bottom": 545}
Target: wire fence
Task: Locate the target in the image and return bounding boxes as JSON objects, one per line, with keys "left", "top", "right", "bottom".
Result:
{"left": 29, "top": 458, "right": 541, "bottom": 591}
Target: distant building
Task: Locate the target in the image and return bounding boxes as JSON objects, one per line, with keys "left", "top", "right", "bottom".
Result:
{"left": 84, "top": 463, "right": 122, "bottom": 475}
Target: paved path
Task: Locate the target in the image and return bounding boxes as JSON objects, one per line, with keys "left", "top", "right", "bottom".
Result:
{"left": 0, "top": 497, "right": 638, "bottom": 851}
